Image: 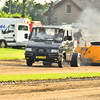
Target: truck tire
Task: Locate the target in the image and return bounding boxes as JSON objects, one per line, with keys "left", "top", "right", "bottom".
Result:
{"left": 58, "top": 57, "right": 64, "bottom": 68}
{"left": 26, "top": 59, "right": 32, "bottom": 66}
{"left": 70, "top": 53, "right": 81, "bottom": 67}
{"left": 0, "top": 41, "right": 7, "bottom": 48}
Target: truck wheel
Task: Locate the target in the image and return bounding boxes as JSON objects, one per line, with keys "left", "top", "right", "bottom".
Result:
{"left": 70, "top": 53, "right": 81, "bottom": 67}
{"left": 43, "top": 61, "right": 52, "bottom": 66}
{"left": 58, "top": 57, "right": 64, "bottom": 68}
{"left": 26, "top": 60, "right": 32, "bottom": 66}
{"left": 0, "top": 41, "right": 7, "bottom": 48}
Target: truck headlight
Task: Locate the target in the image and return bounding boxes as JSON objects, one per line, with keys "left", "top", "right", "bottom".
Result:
{"left": 25, "top": 48, "right": 32, "bottom": 51}
{"left": 51, "top": 49, "right": 59, "bottom": 53}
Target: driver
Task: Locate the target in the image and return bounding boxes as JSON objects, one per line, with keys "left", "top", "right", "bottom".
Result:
{"left": 37, "top": 28, "right": 48, "bottom": 39}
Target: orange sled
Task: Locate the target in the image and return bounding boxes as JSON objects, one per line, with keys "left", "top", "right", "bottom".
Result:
{"left": 74, "top": 42, "right": 100, "bottom": 65}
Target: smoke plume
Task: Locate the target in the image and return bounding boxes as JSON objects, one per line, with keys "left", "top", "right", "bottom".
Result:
{"left": 77, "top": 7, "right": 100, "bottom": 46}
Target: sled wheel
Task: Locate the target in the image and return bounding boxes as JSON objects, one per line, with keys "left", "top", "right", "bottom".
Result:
{"left": 70, "top": 53, "right": 81, "bottom": 67}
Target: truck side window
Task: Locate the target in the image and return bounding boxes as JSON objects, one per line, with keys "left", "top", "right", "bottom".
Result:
{"left": 9, "top": 25, "right": 15, "bottom": 32}
{"left": 18, "top": 25, "right": 28, "bottom": 31}
{"left": 4, "top": 25, "right": 15, "bottom": 33}
{"left": 5, "top": 27, "right": 9, "bottom": 33}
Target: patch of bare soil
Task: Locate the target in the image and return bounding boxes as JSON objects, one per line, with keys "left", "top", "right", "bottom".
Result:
{"left": 0, "top": 60, "right": 100, "bottom": 75}
{"left": 0, "top": 60, "right": 100, "bottom": 100}
{"left": 0, "top": 80, "right": 100, "bottom": 100}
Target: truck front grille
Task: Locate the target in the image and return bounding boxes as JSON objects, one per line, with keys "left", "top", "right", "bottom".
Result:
{"left": 36, "top": 48, "right": 47, "bottom": 53}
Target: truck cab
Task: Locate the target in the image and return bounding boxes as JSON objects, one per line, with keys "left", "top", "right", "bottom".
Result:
{"left": 0, "top": 23, "right": 29, "bottom": 48}
{"left": 25, "top": 26, "right": 81, "bottom": 67}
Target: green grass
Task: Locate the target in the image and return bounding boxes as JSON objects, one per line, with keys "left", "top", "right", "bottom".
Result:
{"left": 0, "top": 48, "right": 25, "bottom": 60}
{"left": 0, "top": 72, "right": 100, "bottom": 82}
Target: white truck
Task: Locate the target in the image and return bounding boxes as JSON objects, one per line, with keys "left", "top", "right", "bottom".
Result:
{"left": 0, "top": 18, "right": 30, "bottom": 48}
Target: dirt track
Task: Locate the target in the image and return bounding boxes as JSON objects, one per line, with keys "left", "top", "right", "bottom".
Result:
{"left": 0, "top": 60, "right": 100, "bottom": 100}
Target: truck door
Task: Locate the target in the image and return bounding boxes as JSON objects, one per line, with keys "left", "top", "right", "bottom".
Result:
{"left": 2, "top": 24, "right": 16, "bottom": 46}
{"left": 16, "top": 24, "right": 29, "bottom": 43}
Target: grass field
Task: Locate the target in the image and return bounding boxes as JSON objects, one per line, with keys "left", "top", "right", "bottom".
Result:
{"left": 0, "top": 48, "right": 25, "bottom": 60}
{"left": 0, "top": 72, "right": 100, "bottom": 82}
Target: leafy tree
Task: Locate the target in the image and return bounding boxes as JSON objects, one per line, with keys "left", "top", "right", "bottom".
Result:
{"left": 26, "top": 0, "right": 48, "bottom": 24}
{"left": 2, "top": 0, "right": 22, "bottom": 14}
{"left": 1, "top": 0, "right": 48, "bottom": 24}
{"left": 0, "top": 11, "right": 32, "bottom": 21}
{"left": 1, "top": 0, "right": 30, "bottom": 19}
{"left": 22, "top": 0, "right": 27, "bottom": 17}
{"left": 0, "top": 11, "right": 9, "bottom": 18}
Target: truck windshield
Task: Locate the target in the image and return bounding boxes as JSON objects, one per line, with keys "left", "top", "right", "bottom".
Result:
{"left": 30, "top": 27, "right": 64, "bottom": 41}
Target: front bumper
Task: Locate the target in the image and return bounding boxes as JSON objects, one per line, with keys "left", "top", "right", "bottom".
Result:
{"left": 25, "top": 52, "right": 62, "bottom": 62}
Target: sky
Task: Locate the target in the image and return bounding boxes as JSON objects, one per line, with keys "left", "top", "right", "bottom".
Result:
{"left": 0, "top": 0, "right": 56, "bottom": 8}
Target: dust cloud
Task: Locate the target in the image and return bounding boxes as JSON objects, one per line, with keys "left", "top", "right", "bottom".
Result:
{"left": 77, "top": 7, "right": 100, "bottom": 46}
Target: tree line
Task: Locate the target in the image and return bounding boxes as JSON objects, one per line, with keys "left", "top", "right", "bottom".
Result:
{"left": 0, "top": 0, "right": 48, "bottom": 25}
